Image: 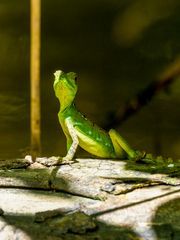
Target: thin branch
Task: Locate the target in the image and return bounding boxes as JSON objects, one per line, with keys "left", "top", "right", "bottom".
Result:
{"left": 104, "top": 56, "right": 180, "bottom": 129}
{"left": 30, "top": 0, "right": 41, "bottom": 157}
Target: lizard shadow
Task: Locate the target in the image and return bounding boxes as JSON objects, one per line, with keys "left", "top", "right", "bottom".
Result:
{"left": 1, "top": 211, "right": 141, "bottom": 240}
{"left": 2, "top": 195, "right": 180, "bottom": 239}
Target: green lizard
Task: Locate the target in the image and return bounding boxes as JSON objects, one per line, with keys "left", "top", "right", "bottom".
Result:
{"left": 53, "top": 70, "right": 144, "bottom": 163}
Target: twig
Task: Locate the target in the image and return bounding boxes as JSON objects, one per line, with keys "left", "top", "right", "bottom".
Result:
{"left": 30, "top": 0, "right": 41, "bottom": 157}
{"left": 104, "top": 56, "right": 180, "bottom": 129}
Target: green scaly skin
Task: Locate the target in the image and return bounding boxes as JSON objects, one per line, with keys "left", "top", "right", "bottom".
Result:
{"left": 53, "top": 70, "right": 144, "bottom": 162}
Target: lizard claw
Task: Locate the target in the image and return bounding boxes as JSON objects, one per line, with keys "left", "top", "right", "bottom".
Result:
{"left": 61, "top": 157, "right": 76, "bottom": 165}
{"left": 129, "top": 150, "right": 146, "bottom": 161}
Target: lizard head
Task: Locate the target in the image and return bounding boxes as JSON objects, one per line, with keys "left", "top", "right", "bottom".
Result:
{"left": 53, "top": 70, "right": 78, "bottom": 110}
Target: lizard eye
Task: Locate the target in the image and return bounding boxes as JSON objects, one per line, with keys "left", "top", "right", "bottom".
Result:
{"left": 74, "top": 77, "right": 77, "bottom": 83}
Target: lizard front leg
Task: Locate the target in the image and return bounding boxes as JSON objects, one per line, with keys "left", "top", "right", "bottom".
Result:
{"left": 63, "top": 118, "right": 79, "bottom": 163}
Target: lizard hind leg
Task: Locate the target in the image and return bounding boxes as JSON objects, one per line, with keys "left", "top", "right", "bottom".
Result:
{"left": 109, "top": 129, "right": 141, "bottom": 160}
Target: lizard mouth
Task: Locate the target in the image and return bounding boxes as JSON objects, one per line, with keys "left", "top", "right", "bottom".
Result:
{"left": 53, "top": 70, "right": 63, "bottom": 88}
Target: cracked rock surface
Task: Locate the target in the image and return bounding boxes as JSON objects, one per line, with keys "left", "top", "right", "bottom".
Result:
{"left": 0, "top": 157, "right": 180, "bottom": 239}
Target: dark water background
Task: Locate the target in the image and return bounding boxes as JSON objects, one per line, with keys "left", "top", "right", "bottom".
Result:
{"left": 0, "top": 0, "right": 180, "bottom": 159}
